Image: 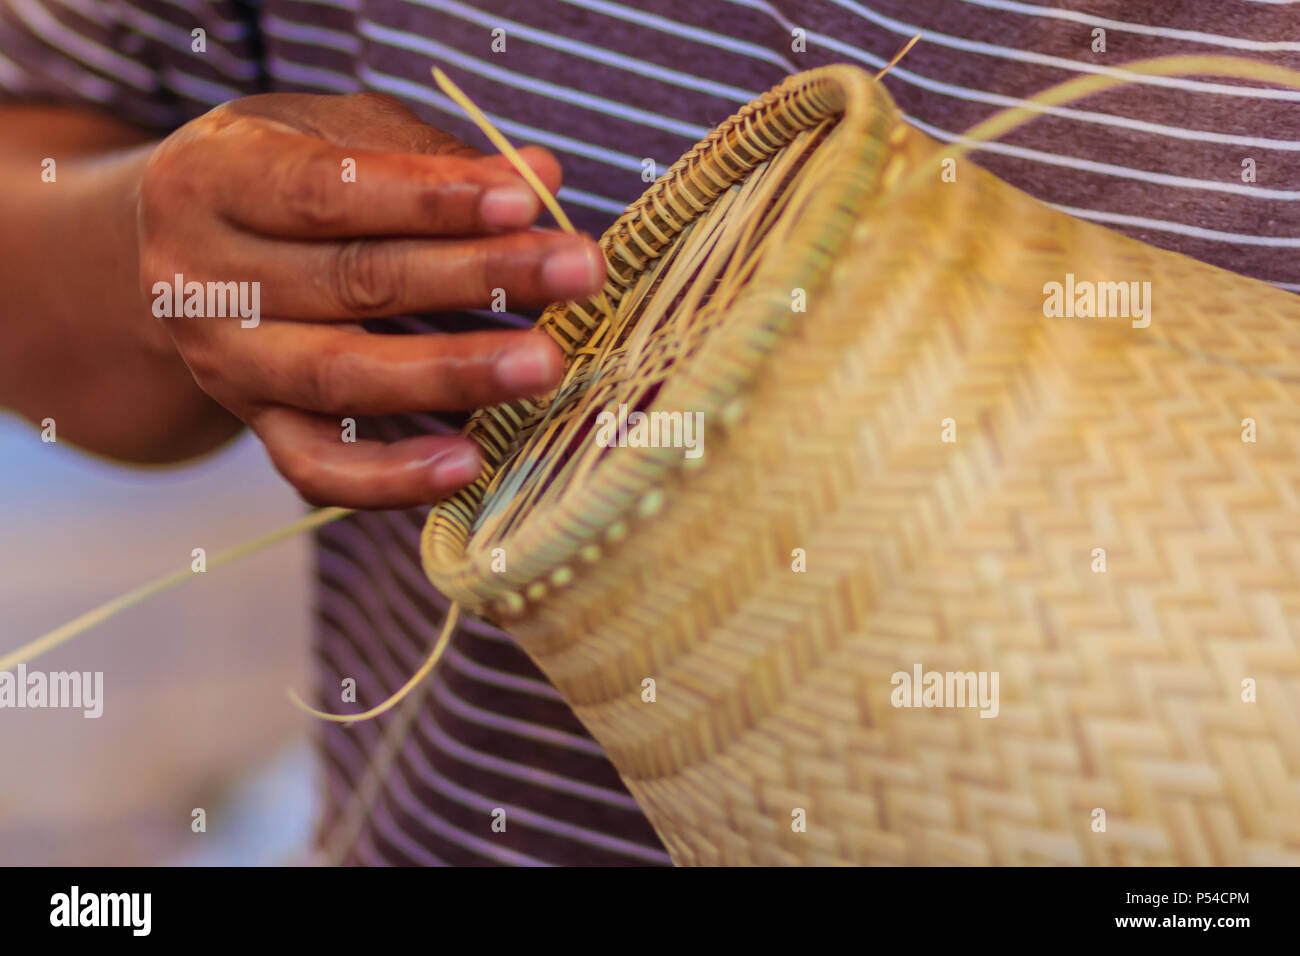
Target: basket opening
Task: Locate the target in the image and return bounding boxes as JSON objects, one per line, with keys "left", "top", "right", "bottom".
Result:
{"left": 423, "top": 66, "right": 900, "bottom": 614}
{"left": 469, "top": 125, "right": 832, "bottom": 546}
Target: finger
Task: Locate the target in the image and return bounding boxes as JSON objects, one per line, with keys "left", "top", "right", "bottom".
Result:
{"left": 211, "top": 128, "right": 551, "bottom": 236}
{"left": 226, "top": 229, "right": 606, "bottom": 318}
{"left": 195, "top": 324, "right": 564, "bottom": 416}
{"left": 252, "top": 406, "right": 484, "bottom": 509}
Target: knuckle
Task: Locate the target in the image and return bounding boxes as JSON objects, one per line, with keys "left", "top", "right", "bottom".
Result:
{"left": 306, "top": 342, "right": 359, "bottom": 415}
{"left": 274, "top": 446, "right": 327, "bottom": 503}
{"left": 136, "top": 193, "right": 163, "bottom": 253}
{"left": 410, "top": 128, "right": 472, "bottom": 158}
{"left": 175, "top": 337, "right": 235, "bottom": 407}
{"left": 411, "top": 167, "right": 461, "bottom": 219}
{"left": 439, "top": 369, "right": 477, "bottom": 409}
{"left": 193, "top": 101, "right": 238, "bottom": 130}
{"left": 298, "top": 485, "right": 334, "bottom": 508}
{"left": 137, "top": 168, "right": 166, "bottom": 232}
{"left": 464, "top": 242, "right": 494, "bottom": 301}
{"left": 181, "top": 346, "right": 218, "bottom": 389}
{"left": 276, "top": 152, "right": 341, "bottom": 230}
{"left": 137, "top": 247, "right": 174, "bottom": 305}
{"left": 294, "top": 480, "right": 333, "bottom": 507}
{"left": 329, "top": 240, "right": 404, "bottom": 315}
{"left": 138, "top": 150, "right": 185, "bottom": 238}
{"left": 352, "top": 91, "right": 407, "bottom": 116}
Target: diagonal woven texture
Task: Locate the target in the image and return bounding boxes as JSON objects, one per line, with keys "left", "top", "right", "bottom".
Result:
{"left": 423, "top": 63, "right": 1300, "bottom": 865}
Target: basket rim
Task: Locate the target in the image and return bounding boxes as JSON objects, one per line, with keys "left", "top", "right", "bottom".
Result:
{"left": 421, "top": 63, "right": 903, "bottom": 618}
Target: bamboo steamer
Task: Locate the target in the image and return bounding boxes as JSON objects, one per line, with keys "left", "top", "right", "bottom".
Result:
{"left": 422, "top": 63, "right": 1300, "bottom": 865}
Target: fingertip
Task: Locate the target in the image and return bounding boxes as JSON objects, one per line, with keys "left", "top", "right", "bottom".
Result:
{"left": 426, "top": 440, "right": 483, "bottom": 494}
{"left": 541, "top": 235, "right": 608, "bottom": 300}
{"left": 480, "top": 183, "right": 541, "bottom": 229}
{"left": 494, "top": 332, "right": 565, "bottom": 393}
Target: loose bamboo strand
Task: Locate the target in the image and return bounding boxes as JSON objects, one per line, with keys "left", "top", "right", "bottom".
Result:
{"left": 287, "top": 602, "right": 460, "bottom": 725}
{"left": 0, "top": 506, "right": 353, "bottom": 673}
{"left": 432, "top": 66, "right": 616, "bottom": 325}
{"left": 875, "top": 34, "right": 920, "bottom": 79}
{"left": 432, "top": 67, "right": 578, "bottom": 233}
{"left": 320, "top": 659, "right": 438, "bottom": 863}
{"left": 886, "top": 54, "right": 1300, "bottom": 213}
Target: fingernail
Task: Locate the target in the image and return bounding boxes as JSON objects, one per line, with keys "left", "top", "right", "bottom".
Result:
{"left": 542, "top": 241, "right": 605, "bottom": 299}
{"left": 495, "top": 338, "right": 561, "bottom": 392}
{"left": 430, "top": 444, "right": 481, "bottom": 489}
{"left": 480, "top": 185, "right": 537, "bottom": 228}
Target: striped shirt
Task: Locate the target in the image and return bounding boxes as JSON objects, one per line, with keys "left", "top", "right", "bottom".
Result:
{"left": 5, "top": 0, "right": 1299, "bottom": 865}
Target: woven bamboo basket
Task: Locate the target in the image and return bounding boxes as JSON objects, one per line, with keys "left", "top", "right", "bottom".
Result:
{"left": 422, "top": 62, "right": 1300, "bottom": 865}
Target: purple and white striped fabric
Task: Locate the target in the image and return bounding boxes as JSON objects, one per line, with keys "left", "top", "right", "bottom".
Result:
{"left": 5, "top": 0, "right": 1299, "bottom": 864}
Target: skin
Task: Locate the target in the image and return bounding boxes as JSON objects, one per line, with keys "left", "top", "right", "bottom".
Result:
{"left": 0, "top": 93, "right": 606, "bottom": 508}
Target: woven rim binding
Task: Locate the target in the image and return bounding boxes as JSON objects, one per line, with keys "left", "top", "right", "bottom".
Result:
{"left": 422, "top": 65, "right": 905, "bottom": 618}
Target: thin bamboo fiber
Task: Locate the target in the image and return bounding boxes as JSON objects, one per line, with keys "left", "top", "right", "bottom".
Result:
{"left": 423, "top": 59, "right": 1300, "bottom": 865}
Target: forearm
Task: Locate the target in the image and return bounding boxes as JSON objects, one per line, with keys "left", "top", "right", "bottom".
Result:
{"left": 0, "top": 103, "right": 241, "bottom": 463}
